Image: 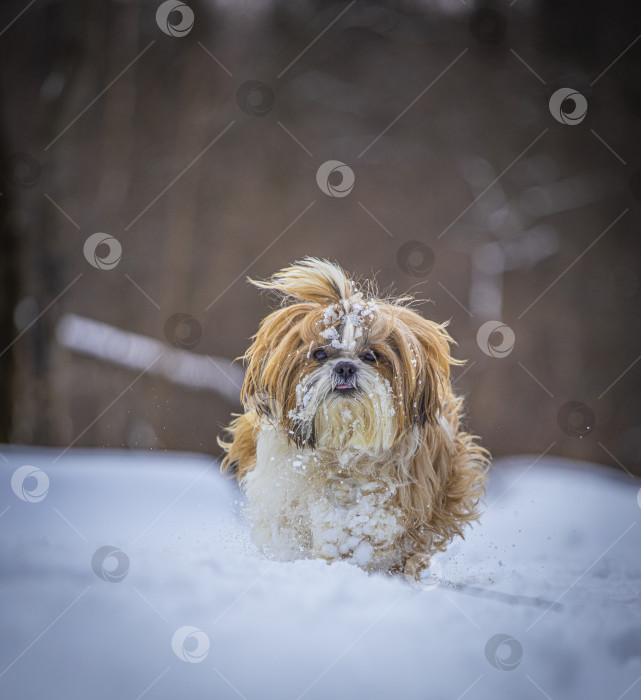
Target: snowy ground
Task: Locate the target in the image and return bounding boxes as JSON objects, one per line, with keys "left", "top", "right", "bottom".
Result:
{"left": 1, "top": 445, "right": 640, "bottom": 700}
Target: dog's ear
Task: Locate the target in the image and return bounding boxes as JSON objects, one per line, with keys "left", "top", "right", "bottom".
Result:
{"left": 240, "top": 304, "right": 315, "bottom": 423}
{"left": 240, "top": 306, "right": 290, "bottom": 414}
{"left": 389, "top": 307, "right": 459, "bottom": 426}
{"left": 249, "top": 257, "right": 356, "bottom": 305}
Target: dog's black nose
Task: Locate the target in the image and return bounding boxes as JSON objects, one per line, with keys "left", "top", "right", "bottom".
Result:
{"left": 334, "top": 361, "right": 357, "bottom": 379}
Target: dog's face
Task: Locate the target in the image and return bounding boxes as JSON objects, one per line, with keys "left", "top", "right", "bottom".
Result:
{"left": 242, "top": 259, "right": 456, "bottom": 452}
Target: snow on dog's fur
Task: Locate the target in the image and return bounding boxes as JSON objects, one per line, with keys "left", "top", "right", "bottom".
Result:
{"left": 219, "top": 258, "right": 490, "bottom": 577}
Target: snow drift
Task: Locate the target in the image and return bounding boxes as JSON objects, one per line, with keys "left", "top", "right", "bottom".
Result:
{"left": 0, "top": 445, "right": 640, "bottom": 700}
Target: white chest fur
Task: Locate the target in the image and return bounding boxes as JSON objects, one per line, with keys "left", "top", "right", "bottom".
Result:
{"left": 241, "top": 423, "right": 408, "bottom": 571}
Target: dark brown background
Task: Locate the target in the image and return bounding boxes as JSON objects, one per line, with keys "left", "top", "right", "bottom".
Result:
{"left": 1, "top": 0, "right": 640, "bottom": 474}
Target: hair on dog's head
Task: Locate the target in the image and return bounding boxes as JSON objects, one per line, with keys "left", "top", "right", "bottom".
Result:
{"left": 240, "top": 258, "right": 459, "bottom": 452}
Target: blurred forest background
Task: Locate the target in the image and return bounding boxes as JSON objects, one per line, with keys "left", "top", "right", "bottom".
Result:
{"left": 0, "top": 0, "right": 640, "bottom": 475}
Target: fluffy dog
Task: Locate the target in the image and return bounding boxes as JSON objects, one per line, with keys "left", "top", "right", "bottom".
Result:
{"left": 219, "top": 258, "right": 489, "bottom": 578}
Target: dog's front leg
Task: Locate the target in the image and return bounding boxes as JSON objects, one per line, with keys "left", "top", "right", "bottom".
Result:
{"left": 308, "top": 479, "right": 405, "bottom": 571}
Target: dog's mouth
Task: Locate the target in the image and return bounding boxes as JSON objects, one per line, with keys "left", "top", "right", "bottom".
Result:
{"left": 333, "top": 383, "right": 357, "bottom": 393}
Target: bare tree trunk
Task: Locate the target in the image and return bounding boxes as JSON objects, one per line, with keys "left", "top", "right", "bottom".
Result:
{"left": 0, "top": 123, "right": 20, "bottom": 442}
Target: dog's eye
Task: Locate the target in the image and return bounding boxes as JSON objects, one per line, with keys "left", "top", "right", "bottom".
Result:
{"left": 313, "top": 348, "right": 328, "bottom": 361}
{"left": 361, "top": 351, "right": 377, "bottom": 362}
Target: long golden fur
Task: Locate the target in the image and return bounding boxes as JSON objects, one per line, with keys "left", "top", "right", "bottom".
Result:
{"left": 219, "top": 258, "right": 490, "bottom": 577}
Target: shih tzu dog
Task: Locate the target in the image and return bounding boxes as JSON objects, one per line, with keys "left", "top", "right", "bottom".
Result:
{"left": 219, "top": 258, "right": 489, "bottom": 578}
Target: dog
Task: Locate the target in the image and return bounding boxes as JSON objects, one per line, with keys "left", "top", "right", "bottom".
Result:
{"left": 219, "top": 258, "right": 490, "bottom": 578}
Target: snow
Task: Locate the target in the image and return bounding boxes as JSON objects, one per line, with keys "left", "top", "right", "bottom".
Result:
{"left": 1, "top": 445, "right": 640, "bottom": 700}
{"left": 56, "top": 313, "right": 245, "bottom": 403}
{"left": 317, "top": 297, "right": 376, "bottom": 353}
